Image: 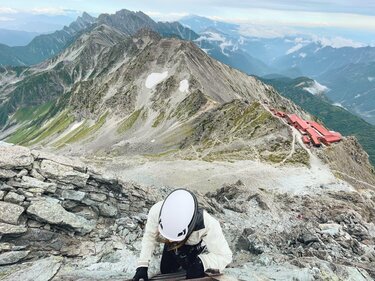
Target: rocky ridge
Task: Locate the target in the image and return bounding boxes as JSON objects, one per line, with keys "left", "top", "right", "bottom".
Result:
{"left": 0, "top": 144, "right": 169, "bottom": 280}
{"left": 0, "top": 145, "right": 374, "bottom": 280}
{"left": 0, "top": 28, "right": 311, "bottom": 169}
{"left": 0, "top": 12, "right": 96, "bottom": 66}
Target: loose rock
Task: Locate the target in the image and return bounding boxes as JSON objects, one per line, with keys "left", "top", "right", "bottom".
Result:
{"left": 27, "top": 200, "right": 96, "bottom": 234}
{"left": 0, "top": 169, "right": 17, "bottom": 179}
{"left": 4, "top": 192, "right": 25, "bottom": 204}
{"left": 1, "top": 256, "right": 62, "bottom": 281}
{"left": 0, "top": 202, "right": 25, "bottom": 225}
{"left": 39, "top": 160, "right": 89, "bottom": 187}
{"left": 61, "top": 190, "right": 86, "bottom": 201}
{"left": 0, "top": 250, "right": 29, "bottom": 265}
{"left": 0, "top": 146, "right": 33, "bottom": 169}
{"left": 0, "top": 223, "right": 27, "bottom": 236}
{"left": 8, "top": 176, "right": 57, "bottom": 194}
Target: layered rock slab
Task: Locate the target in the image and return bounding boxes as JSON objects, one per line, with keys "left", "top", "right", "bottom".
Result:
{"left": 27, "top": 200, "right": 95, "bottom": 234}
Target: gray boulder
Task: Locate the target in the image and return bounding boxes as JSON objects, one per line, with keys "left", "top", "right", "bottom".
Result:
{"left": 61, "top": 190, "right": 86, "bottom": 201}
{"left": 39, "top": 160, "right": 89, "bottom": 187}
{"left": 0, "top": 223, "right": 27, "bottom": 236}
{"left": 8, "top": 176, "right": 57, "bottom": 194}
{"left": 89, "top": 192, "right": 107, "bottom": 202}
{"left": 27, "top": 200, "right": 95, "bottom": 234}
{"left": 0, "top": 250, "right": 29, "bottom": 265}
{"left": 16, "top": 169, "right": 28, "bottom": 178}
{"left": 0, "top": 202, "right": 25, "bottom": 224}
{"left": 1, "top": 256, "right": 62, "bottom": 281}
{"left": 0, "top": 146, "right": 33, "bottom": 169}
{"left": 30, "top": 169, "right": 45, "bottom": 181}
{"left": 4, "top": 192, "right": 25, "bottom": 204}
{"left": 98, "top": 203, "right": 118, "bottom": 217}
{"left": 0, "top": 169, "right": 17, "bottom": 179}
{"left": 32, "top": 150, "right": 87, "bottom": 173}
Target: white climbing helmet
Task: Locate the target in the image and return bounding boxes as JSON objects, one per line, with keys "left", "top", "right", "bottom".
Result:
{"left": 158, "top": 189, "right": 198, "bottom": 242}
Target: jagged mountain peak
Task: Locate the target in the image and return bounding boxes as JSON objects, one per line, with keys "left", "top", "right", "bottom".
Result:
{"left": 97, "top": 9, "right": 158, "bottom": 36}
{"left": 81, "top": 11, "right": 95, "bottom": 21}
{"left": 71, "top": 12, "right": 96, "bottom": 31}
{"left": 97, "top": 9, "right": 198, "bottom": 40}
{"left": 0, "top": 9, "right": 198, "bottom": 67}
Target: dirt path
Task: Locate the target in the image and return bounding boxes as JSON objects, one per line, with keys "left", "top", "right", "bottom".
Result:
{"left": 106, "top": 158, "right": 354, "bottom": 195}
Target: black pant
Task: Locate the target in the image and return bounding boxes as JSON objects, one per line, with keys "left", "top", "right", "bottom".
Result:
{"left": 160, "top": 244, "right": 181, "bottom": 274}
{"left": 160, "top": 243, "right": 205, "bottom": 274}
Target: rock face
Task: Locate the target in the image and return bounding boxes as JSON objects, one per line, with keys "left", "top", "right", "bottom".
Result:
{"left": 208, "top": 180, "right": 375, "bottom": 280}
{"left": 0, "top": 250, "right": 29, "bottom": 265}
{"left": 0, "top": 145, "right": 168, "bottom": 280}
{"left": 1, "top": 256, "right": 63, "bottom": 281}
{"left": 39, "top": 160, "right": 89, "bottom": 188}
{"left": 27, "top": 200, "right": 95, "bottom": 234}
{"left": 0, "top": 146, "right": 33, "bottom": 169}
{"left": 0, "top": 145, "right": 374, "bottom": 280}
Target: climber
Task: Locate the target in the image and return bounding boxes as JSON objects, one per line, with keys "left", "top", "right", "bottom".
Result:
{"left": 132, "top": 188, "right": 232, "bottom": 280}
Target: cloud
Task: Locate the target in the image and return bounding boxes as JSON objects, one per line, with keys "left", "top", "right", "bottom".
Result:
{"left": 313, "top": 36, "right": 366, "bottom": 48}
{"left": 0, "top": 17, "right": 15, "bottom": 22}
{"left": 145, "top": 11, "right": 189, "bottom": 21}
{"left": 238, "top": 24, "right": 299, "bottom": 38}
{"left": 0, "top": 6, "right": 81, "bottom": 16}
{"left": 31, "top": 7, "right": 70, "bottom": 15}
{"left": 0, "top": 7, "right": 18, "bottom": 14}
{"left": 210, "top": 8, "right": 375, "bottom": 32}
{"left": 182, "top": 0, "right": 375, "bottom": 16}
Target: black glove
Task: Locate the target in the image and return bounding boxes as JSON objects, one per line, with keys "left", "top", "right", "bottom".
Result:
{"left": 186, "top": 257, "right": 205, "bottom": 279}
{"left": 133, "top": 267, "right": 148, "bottom": 281}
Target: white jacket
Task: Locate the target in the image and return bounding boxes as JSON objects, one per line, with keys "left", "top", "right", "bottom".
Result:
{"left": 137, "top": 201, "right": 233, "bottom": 272}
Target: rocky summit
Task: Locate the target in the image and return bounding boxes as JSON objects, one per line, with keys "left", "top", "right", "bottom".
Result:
{"left": 0, "top": 145, "right": 374, "bottom": 280}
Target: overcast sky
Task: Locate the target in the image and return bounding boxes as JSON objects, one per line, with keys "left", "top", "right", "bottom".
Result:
{"left": 1, "top": 0, "right": 375, "bottom": 44}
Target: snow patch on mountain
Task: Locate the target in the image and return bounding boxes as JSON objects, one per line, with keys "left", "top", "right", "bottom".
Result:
{"left": 286, "top": 43, "right": 303, "bottom": 55}
{"left": 68, "top": 121, "right": 85, "bottom": 133}
{"left": 195, "top": 31, "right": 226, "bottom": 43}
{"left": 219, "top": 41, "right": 233, "bottom": 56}
{"left": 303, "top": 80, "right": 328, "bottom": 95}
{"left": 55, "top": 121, "right": 85, "bottom": 141}
{"left": 333, "top": 102, "right": 346, "bottom": 109}
{"left": 196, "top": 31, "right": 233, "bottom": 56}
{"left": 0, "top": 141, "right": 12, "bottom": 146}
{"left": 179, "top": 79, "right": 189, "bottom": 93}
{"left": 145, "top": 71, "right": 168, "bottom": 89}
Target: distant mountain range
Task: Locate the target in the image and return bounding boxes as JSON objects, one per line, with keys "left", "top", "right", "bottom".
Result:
{"left": 0, "top": 13, "right": 78, "bottom": 33}
{"left": 180, "top": 15, "right": 375, "bottom": 125}
{"left": 0, "top": 29, "right": 39, "bottom": 46}
{"left": 318, "top": 62, "right": 375, "bottom": 125}
{"left": 0, "top": 12, "right": 96, "bottom": 66}
{"left": 0, "top": 10, "right": 198, "bottom": 67}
